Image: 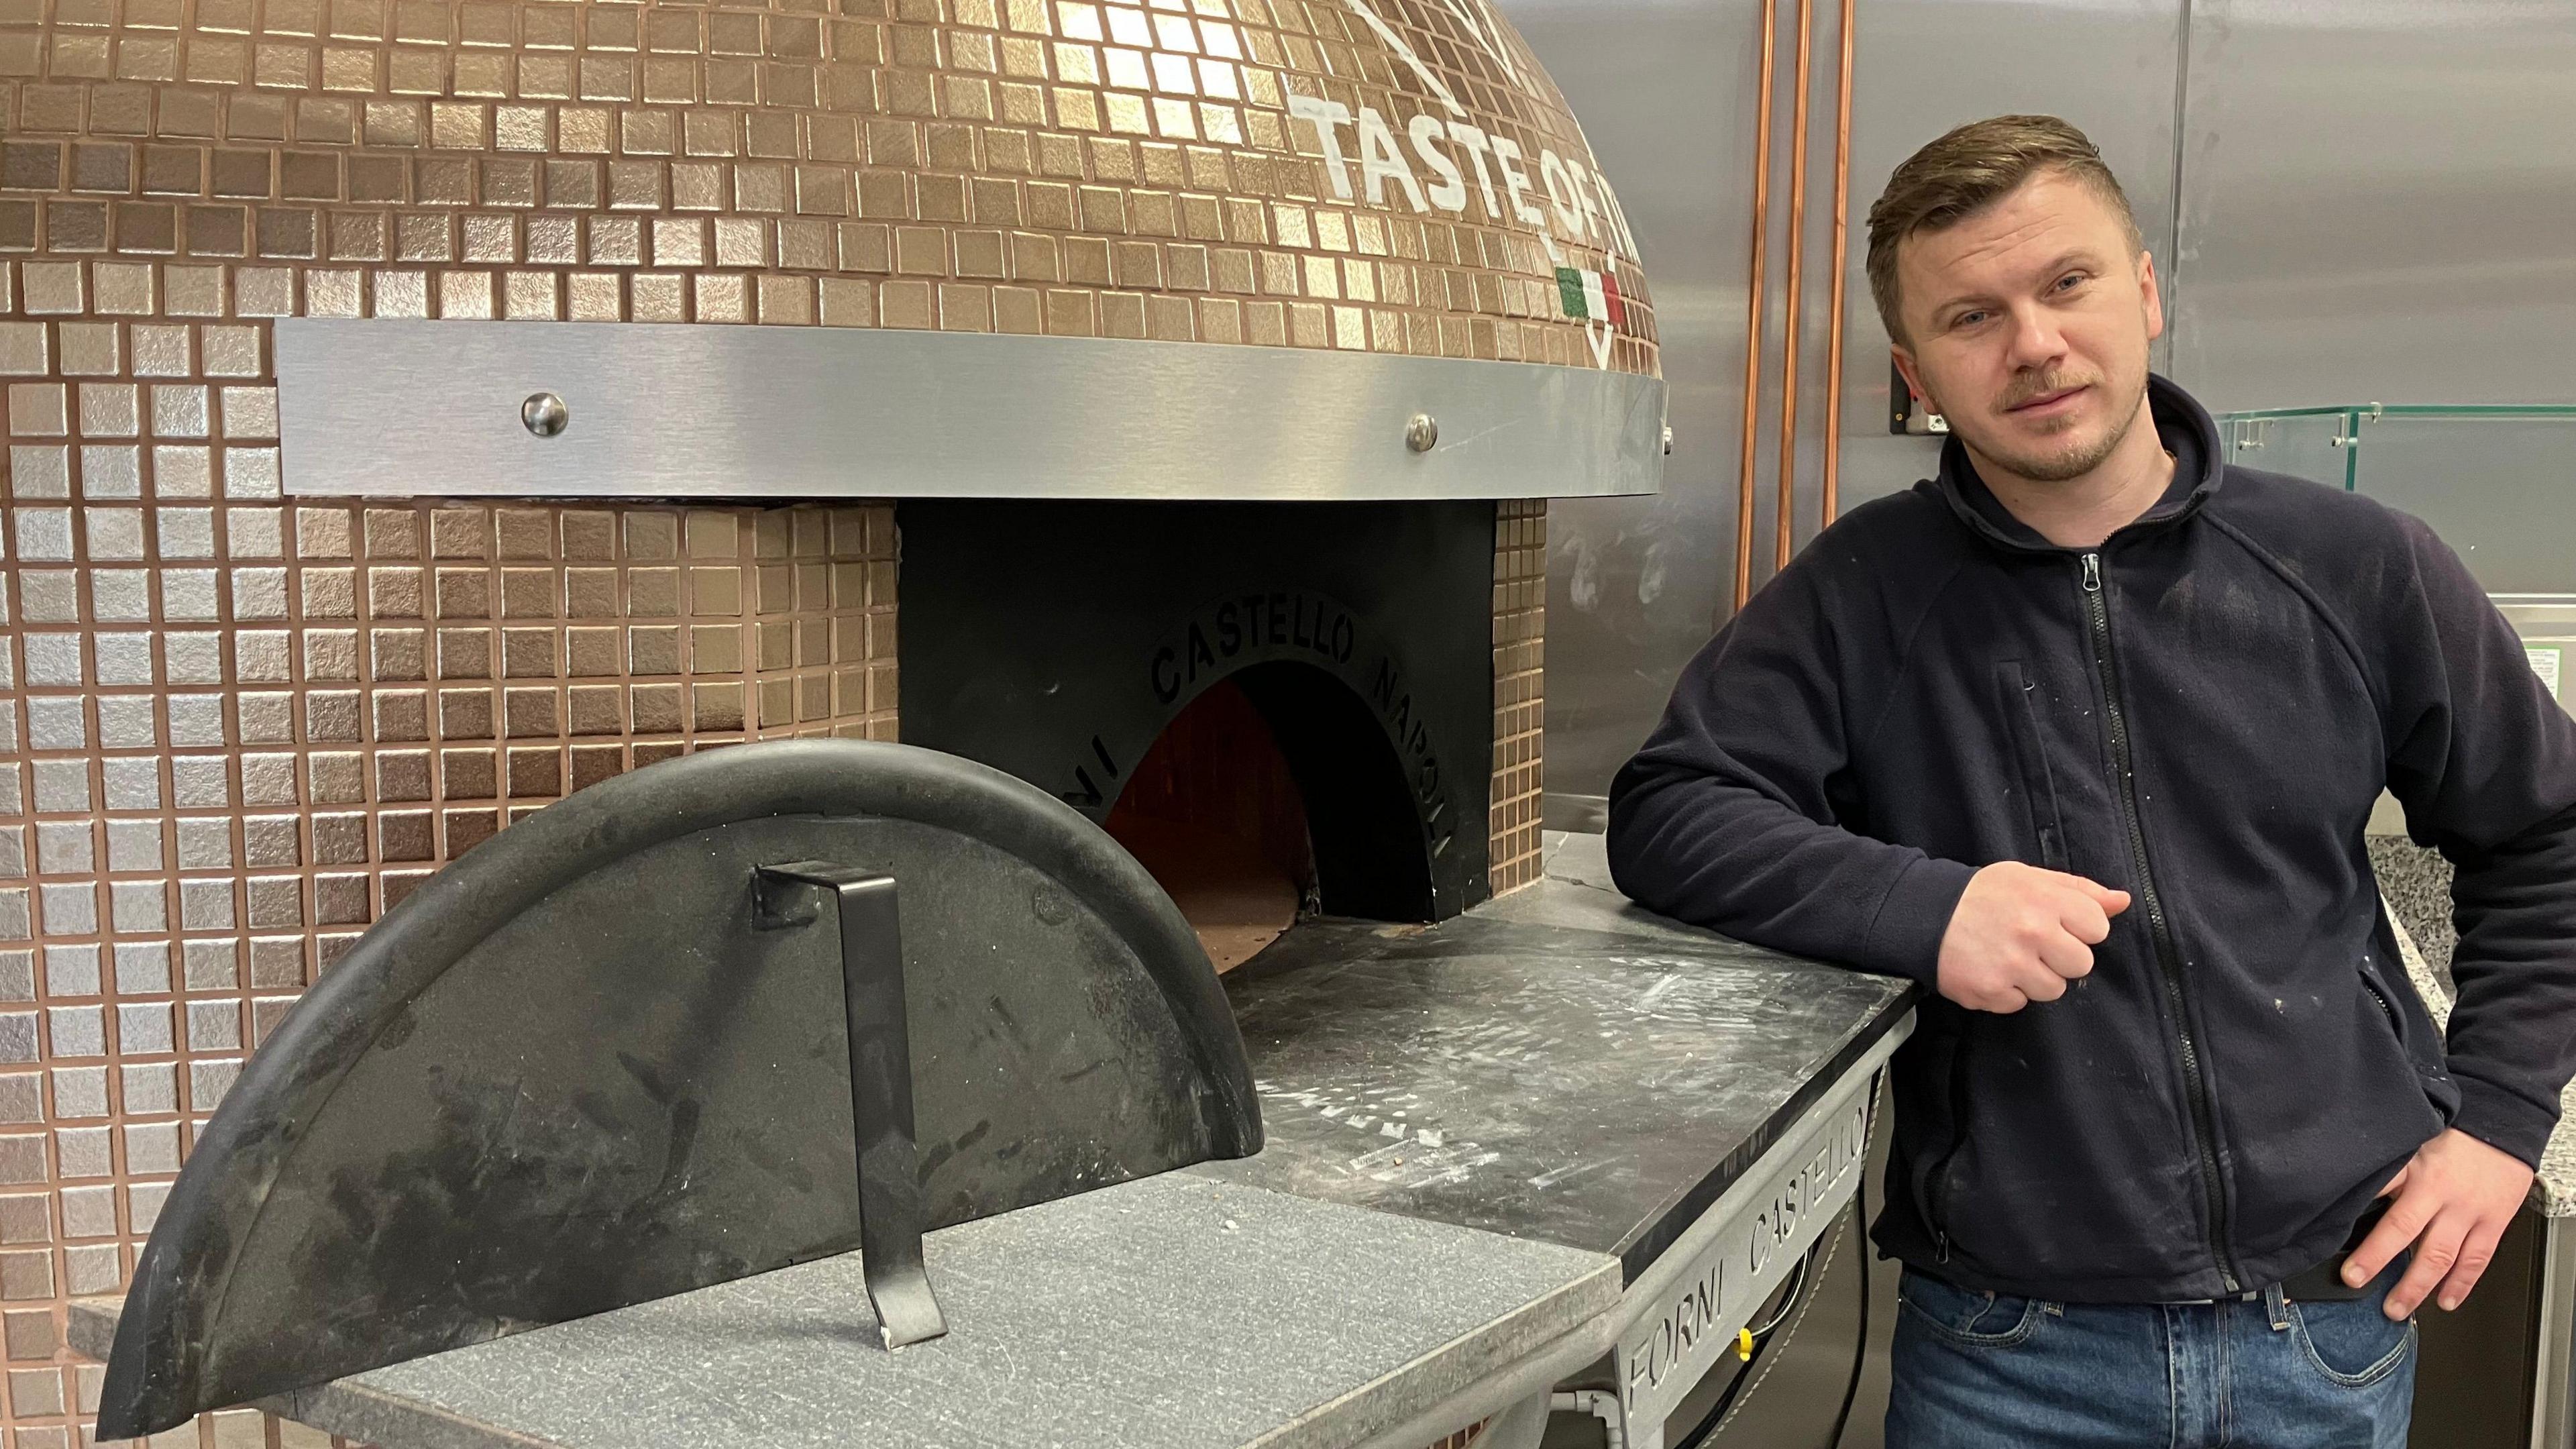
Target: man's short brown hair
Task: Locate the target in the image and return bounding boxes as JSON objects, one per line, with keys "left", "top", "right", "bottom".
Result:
{"left": 1866, "top": 115, "right": 2143, "bottom": 343}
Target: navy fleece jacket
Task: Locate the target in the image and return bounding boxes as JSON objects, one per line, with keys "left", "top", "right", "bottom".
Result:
{"left": 1609, "top": 376, "right": 2576, "bottom": 1301}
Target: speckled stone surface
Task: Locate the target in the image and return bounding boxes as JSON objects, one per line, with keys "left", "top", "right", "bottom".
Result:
{"left": 2372, "top": 833, "right": 2576, "bottom": 1217}
{"left": 85, "top": 1172, "right": 1619, "bottom": 1449}
{"left": 2370, "top": 834, "right": 2459, "bottom": 985}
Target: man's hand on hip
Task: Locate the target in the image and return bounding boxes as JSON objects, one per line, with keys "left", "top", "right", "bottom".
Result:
{"left": 2347, "top": 1128, "right": 2534, "bottom": 1320}
{"left": 1936, "top": 861, "right": 2131, "bottom": 1014}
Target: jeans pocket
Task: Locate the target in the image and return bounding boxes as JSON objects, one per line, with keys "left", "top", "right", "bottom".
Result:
{"left": 1898, "top": 1270, "right": 2049, "bottom": 1348}
{"left": 2289, "top": 1298, "right": 2417, "bottom": 1388}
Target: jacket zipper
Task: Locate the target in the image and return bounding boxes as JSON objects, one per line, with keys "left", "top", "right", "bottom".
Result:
{"left": 2360, "top": 965, "right": 2402, "bottom": 1038}
{"left": 2080, "top": 551, "right": 2245, "bottom": 1294}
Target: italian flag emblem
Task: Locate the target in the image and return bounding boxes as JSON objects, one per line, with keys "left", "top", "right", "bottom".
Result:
{"left": 1556, "top": 266, "right": 1627, "bottom": 326}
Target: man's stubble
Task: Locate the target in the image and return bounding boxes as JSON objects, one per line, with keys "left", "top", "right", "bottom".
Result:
{"left": 1974, "top": 365, "right": 2149, "bottom": 484}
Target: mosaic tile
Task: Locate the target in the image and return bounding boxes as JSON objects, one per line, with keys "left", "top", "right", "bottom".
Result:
{"left": 1489, "top": 497, "right": 1544, "bottom": 896}
{"left": 0, "top": 318, "right": 896, "bottom": 1446}
{"left": 0, "top": 0, "right": 1637, "bottom": 1438}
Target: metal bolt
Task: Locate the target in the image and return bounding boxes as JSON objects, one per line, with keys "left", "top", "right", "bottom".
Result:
{"left": 521, "top": 392, "right": 570, "bottom": 438}
{"left": 1405, "top": 413, "right": 1438, "bottom": 453}
{"left": 1662, "top": 423, "right": 1675, "bottom": 455}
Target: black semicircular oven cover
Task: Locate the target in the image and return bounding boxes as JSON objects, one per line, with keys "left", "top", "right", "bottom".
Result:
{"left": 97, "top": 739, "right": 1263, "bottom": 1438}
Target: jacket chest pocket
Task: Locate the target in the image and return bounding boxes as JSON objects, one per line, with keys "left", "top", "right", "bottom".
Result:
{"left": 1996, "top": 661, "right": 2070, "bottom": 871}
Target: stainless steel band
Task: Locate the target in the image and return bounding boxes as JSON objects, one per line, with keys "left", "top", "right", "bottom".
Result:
{"left": 276, "top": 319, "right": 1668, "bottom": 503}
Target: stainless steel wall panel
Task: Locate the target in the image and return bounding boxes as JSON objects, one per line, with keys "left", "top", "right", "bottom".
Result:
{"left": 2171, "top": 0, "right": 2576, "bottom": 412}
{"left": 1831, "top": 0, "right": 2190, "bottom": 525}
{"left": 1499, "top": 0, "right": 1774, "bottom": 810}
{"left": 1520, "top": 0, "right": 2188, "bottom": 806}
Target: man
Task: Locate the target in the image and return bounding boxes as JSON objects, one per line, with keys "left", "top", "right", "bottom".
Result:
{"left": 1607, "top": 115, "right": 2576, "bottom": 1447}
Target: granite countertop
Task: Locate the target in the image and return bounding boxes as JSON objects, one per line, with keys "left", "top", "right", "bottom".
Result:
{"left": 72, "top": 1172, "right": 1622, "bottom": 1449}
{"left": 2372, "top": 835, "right": 2576, "bottom": 1216}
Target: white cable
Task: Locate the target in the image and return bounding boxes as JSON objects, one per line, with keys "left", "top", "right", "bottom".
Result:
{"left": 1549, "top": 1389, "right": 1625, "bottom": 1449}
{"left": 1708, "top": 1208, "right": 1853, "bottom": 1440}
{"left": 1703, "top": 1085, "right": 1885, "bottom": 1444}
{"left": 1747, "top": 1250, "right": 1814, "bottom": 1336}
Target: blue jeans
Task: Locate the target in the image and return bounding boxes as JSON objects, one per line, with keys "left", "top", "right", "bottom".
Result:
{"left": 1887, "top": 1264, "right": 2416, "bottom": 1448}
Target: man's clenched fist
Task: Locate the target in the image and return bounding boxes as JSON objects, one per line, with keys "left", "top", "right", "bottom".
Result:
{"left": 1937, "top": 861, "right": 2131, "bottom": 1012}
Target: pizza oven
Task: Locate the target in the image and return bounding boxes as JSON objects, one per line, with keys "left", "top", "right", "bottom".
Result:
{"left": 0, "top": 0, "right": 1662, "bottom": 1438}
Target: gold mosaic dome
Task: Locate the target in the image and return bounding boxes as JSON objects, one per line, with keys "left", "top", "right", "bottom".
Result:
{"left": 0, "top": 0, "right": 1656, "bottom": 369}
{"left": 0, "top": 0, "right": 1650, "bottom": 1440}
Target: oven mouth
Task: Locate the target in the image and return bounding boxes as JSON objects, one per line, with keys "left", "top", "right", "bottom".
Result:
{"left": 1103, "top": 659, "right": 1448, "bottom": 971}
{"left": 1104, "top": 677, "right": 1315, "bottom": 973}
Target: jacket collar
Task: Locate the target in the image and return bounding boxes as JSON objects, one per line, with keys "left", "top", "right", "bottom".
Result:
{"left": 1930, "top": 373, "right": 2224, "bottom": 554}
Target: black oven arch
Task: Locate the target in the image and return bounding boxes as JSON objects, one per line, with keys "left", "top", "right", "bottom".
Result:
{"left": 896, "top": 498, "right": 1495, "bottom": 920}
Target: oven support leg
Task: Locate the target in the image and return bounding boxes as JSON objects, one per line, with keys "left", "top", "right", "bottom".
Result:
{"left": 2534, "top": 1213, "right": 2575, "bottom": 1449}
{"left": 757, "top": 862, "right": 949, "bottom": 1350}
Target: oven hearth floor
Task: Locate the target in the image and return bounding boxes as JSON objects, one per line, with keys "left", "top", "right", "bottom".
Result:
{"left": 1198, "top": 830, "right": 1915, "bottom": 1279}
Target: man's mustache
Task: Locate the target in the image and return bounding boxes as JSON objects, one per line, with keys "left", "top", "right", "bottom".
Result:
{"left": 2000, "top": 370, "right": 2102, "bottom": 410}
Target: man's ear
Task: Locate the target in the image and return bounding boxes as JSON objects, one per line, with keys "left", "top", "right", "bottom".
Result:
{"left": 2137, "top": 249, "right": 2165, "bottom": 342}
{"left": 1891, "top": 346, "right": 1929, "bottom": 411}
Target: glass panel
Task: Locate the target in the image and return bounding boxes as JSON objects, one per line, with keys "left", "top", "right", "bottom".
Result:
{"left": 2216, "top": 406, "right": 2576, "bottom": 594}
{"left": 2220, "top": 410, "right": 2352, "bottom": 490}
{"left": 2218, "top": 405, "right": 2576, "bottom": 712}
{"left": 2347, "top": 411, "right": 2576, "bottom": 594}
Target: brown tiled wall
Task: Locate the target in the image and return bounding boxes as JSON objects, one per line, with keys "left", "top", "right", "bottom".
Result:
{"left": 0, "top": 276, "right": 897, "bottom": 1448}
{"left": 1487, "top": 496, "right": 1540, "bottom": 896}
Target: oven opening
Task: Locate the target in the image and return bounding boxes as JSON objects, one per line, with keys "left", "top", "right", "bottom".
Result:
{"left": 1105, "top": 661, "right": 1438, "bottom": 971}
{"left": 1106, "top": 678, "right": 1313, "bottom": 972}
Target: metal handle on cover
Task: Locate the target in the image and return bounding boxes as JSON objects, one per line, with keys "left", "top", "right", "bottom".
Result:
{"left": 754, "top": 861, "right": 949, "bottom": 1350}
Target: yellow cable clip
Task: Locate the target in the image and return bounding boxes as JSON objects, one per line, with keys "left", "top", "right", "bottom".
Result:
{"left": 1736, "top": 1327, "right": 1754, "bottom": 1361}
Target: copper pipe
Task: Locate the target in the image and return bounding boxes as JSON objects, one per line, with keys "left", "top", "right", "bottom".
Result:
{"left": 1819, "top": 0, "right": 1856, "bottom": 526}
{"left": 1773, "top": 0, "right": 1815, "bottom": 574}
{"left": 1731, "top": 0, "right": 1781, "bottom": 614}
